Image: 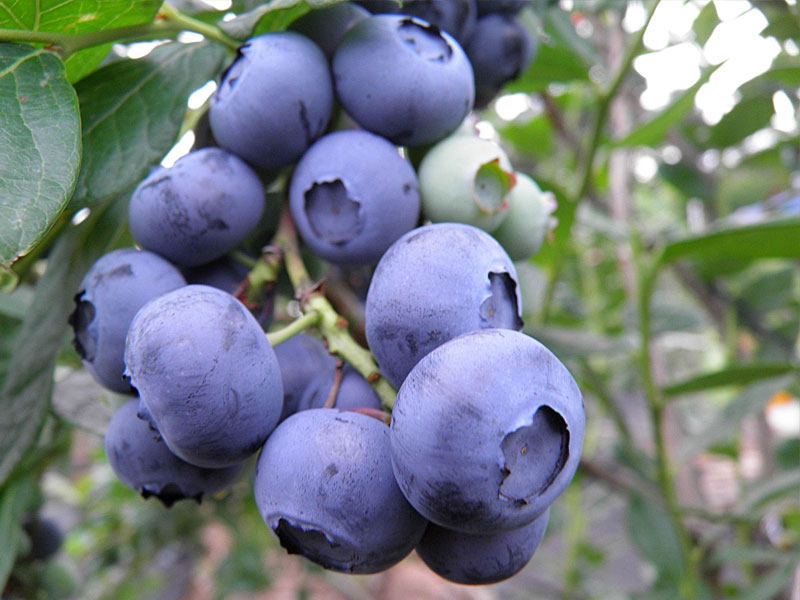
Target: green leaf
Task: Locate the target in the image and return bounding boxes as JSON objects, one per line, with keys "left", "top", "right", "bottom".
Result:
{"left": 776, "top": 438, "right": 800, "bottom": 471}
{"left": 0, "top": 44, "right": 80, "bottom": 267}
{"left": 737, "top": 558, "right": 798, "bottom": 600}
{"left": 70, "top": 41, "right": 226, "bottom": 209}
{"left": 711, "top": 546, "right": 795, "bottom": 567}
{"left": 658, "top": 162, "right": 709, "bottom": 200}
{"left": 657, "top": 219, "right": 800, "bottom": 267}
{"left": 626, "top": 495, "right": 685, "bottom": 586}
{"left": 506, "top": 42, "right": 589, "bottom": 94}
{"left": 0, "top": 1, "right": 162, "bottom": 82}
{"left": 220, "top": 0, "right": 345, "bottom": 40}
{"left": 707, "top": 96, "right": 774, "bottom": 149}
{"left": 0, "top": 475, "right": 36, "bottom": 589}
{"left": 0, "top": 195, "right": 128, "bottom": 488}
{"left": 500, "top": 116, "right": 554, "bottom": 159}
{"left": 616, "top": 67, "right": 715, "bottom": 148}
{"left": 663, "top": 363, "right": 800, "bottom": 397}
{"left": 693, "top": 0, "right": 718, "bottom": 46}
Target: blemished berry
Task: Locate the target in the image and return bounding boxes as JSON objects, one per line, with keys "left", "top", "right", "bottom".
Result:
{"left": 391, "top": 329, "right": 585, "bottom": 533}
{"left": 253, "top": 408, "right": 427, "bottom": 574}
{"left": 128, "top": 148, "right": 265, "bottom": 267}
{"left": 289, "top": 130, "right": 420, "bottom": 266}
{"left": 418, "top": 134, "right": 515, "bottom": 232}
{"left": 467, "top": 13, "right": 535, "bottom": 108}
{"left": 124, "top": 285, "right": 284, "bottom": 468}
{"left": 209, "top": 32, "right": 334, "bottom": 170}
{"left": 365, "top": 223, "right": 523, "bottom": 388}
{"left": 69, "top": 248, "right": 186, "bottom": 394}
{"left": 297, "top": 364, "right": 382, "bottom": 412}
{"left": 105, "top": 400, "right": 242, "bottom": 507}
{"left": 416, "top": 509, "right": 550, "bottom": 585}
{"left": 332, "top": 15, "right": 475, "bottom": 147}
{"left": 359, "top": 0, "right": 477, "bottom": 44}
{"left": 476, "top": 0, "right": 531, "bottom": 15}
{"left": 23, "top": 517, "right": 63, "bottom": 561}
{"left": 289, "top": 2, "right": 370, "bottom": 59}
{"left": 274, "top": 334, "right": 337, "bottom": 421}
{"left": 492, "top": 173, "right": 557, "bottom": 261}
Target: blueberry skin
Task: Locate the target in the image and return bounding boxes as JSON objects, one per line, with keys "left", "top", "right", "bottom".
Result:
{"left": 476, "top": 0, "right": 531, "bottom": 15}
{"left": 332, "top": 15, "right": 475, "bottom": 147}
{"left": 124, "top": 285, "right": 284, "bottom": 468}
{"left": 418, "top": 135, "right": 514, "bottom": 232}
{"left": 391, "top": 329, "right": 584, "bottom": 533}
{"left": 105, "top": 400, "right": 242, "bottom": 507}
{"left": 129, "top": 148, "right": 265, "bottom": 267}
{"left": 290, "top": 2, "right": 370, "bottom": 59}
{"left": 23, "top": 517, "right": 63, "bottom": 561}
{"left": 69, "top": 248, "right": 186, "bottom": 394}
{"left": 274, "top": 334, "right": 337, "bottom": 420}
{"left": 467, "top": 14, "right": 535, "bottom": 108}
{"left": 289, "top": 130, "right": 420, "bottom": 266}
{"left": 491, "top": 173, "right": 555, "bottom": 261}
{"left": 416, "top": 508, "right": 549, "bottom": 585}
{"left": 209, "top": 32, "right": 334, "bottom": 171}
{"left": 365, "top": 223, "right": 523, "bottom": 388}
{"left": 253, "top": 408, "right": 427, "bottom": 574}
{"left": 298, "top": 364, "right": 382, "bottom": 412}
{"left": 359, "top": 0, "right": 477, "bottom": 43}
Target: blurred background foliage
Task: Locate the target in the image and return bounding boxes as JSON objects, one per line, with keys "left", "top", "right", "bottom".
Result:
{"left": 0, "top": 0, "right": 799, "bottom": 598}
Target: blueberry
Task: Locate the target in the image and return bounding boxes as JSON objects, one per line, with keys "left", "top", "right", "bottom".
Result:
{"left": 297, "top": 364, "right": 382, "bottom": 412}
{"left": 290, "top": 2, "right": 370, "bottom": 59}
{"left": 391, "top": 329, "right": 584, "bottom": 533}
{"left": 124, "top": 285, "right": 283, "bottom": 468}
{"left": 416, "top": 509, "right": 549, "bottom": 584}
{"left": 492, "top": 173, "right": 556, "bottom": 261}
{"left": 332, "top": 15, "right": 474, "bottom": 147}
{"left": 128, "top": 148, "right": 266, "bottom": 267}
{"left": 23, "top": 517, "right": 63, "bottom": 561}
{"left": 358, "top": 0, "right": 477, "bottom": 43}
{"left": 418, "top": 135, "right": 515, "bottom": 232}
{"left": 274, "top": 334, "right": 337, "bottom": 420}
{"left": 289, "top": 130, "right": 420, "bottom": 266}
{"left": 105, "top": 400, "right": 242, "bottom": 507}
{"left": 69, "top": 248, "right": 186, "bottom": 394}
{"left": 209, "top": 32, "right": 334, "bottom": 171}
{"left": 467, "top": 14, "right": 535, "bottom": 108}
{"left": 365, "top": 223, "right": 523, "bottom": 388}
{"left": 476, "top": 0, "right": 531, "bottom": 16}
{"left": 253, "top": 408, "right": 427, "bottom": 574}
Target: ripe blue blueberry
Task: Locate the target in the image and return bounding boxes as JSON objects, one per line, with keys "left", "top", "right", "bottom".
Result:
{"left": 128, "top": 148, "right": 265, "bottom": 267}
{"left": 290, "top": 2, "right": 370, "bottom": 59}
{"left": 467, "top": 13, "right": 535, "bottom": 107}
{"left": 365, "top": 223, "right": 523, "bottom": 388}
{"left": 69, "top": 248, "right": 186, "bottom": 394}
{"left": 289, "top": 130, "right": 420, "bottom": 266}
{"left": 124, "top": 285, "right": 283, "bottom": 468}
{"left": 391, "top": 329, "right": 585, "bottom": 533}
{"left": 297, "top": 364, "right": 382, "bottom": 412}
{"left": 209, "top": 32, "right": 334, "bottom": 171}
{"left": 416, "top": 509, "right": 550, "bottom": 585}
{"left": 23, "top": 516, "right": 64, "bottom": 561}
{"left": 105, "top": 400, "right": 242, "bottom": 507}
{"left": 332, "top": 15, "right": 474, "bottom": 146}
{"left": 273, "top": 334, "right": 337, "bottom": 420}
{"left": 477, "top": 0, "right": 531, "bottom": 15}
{"left": 253, "top": 408, "right": 427, "bottom": 574}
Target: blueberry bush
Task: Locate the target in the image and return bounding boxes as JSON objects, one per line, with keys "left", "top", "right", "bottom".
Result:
{"left": 0, "top": 1, "right": 799, "bottom": 599}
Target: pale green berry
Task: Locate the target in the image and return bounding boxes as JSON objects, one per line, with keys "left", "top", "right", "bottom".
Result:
{"left": 492, "top": 173, "right": 556, "bottom": 261}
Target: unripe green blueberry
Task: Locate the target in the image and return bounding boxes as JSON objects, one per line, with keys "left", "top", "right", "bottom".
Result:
{"left": 492, "top": 173, "right": 556, "bottom": 261}
{"left": 418, "top": 135, "right": 515, "bottom": 232}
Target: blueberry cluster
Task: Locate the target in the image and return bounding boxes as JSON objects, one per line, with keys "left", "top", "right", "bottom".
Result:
{"left": 69, "top": 0, "right": 585, "bottom": 587}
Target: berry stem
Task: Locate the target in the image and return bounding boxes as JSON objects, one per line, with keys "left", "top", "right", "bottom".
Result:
{"left": 265, "top": 310, "right": 321, "bottom": 347}
{"left": 272, "top": 208, "right": 397, "bottom": 410}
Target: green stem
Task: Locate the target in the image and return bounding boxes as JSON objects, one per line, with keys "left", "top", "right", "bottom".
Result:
{"left": 272, "top": 209, "right": 397, "bottom": 411}
{"left": 266, "top": 311, "right": 321, "bottom": 347}
{"left": 0, "top": 3, "right": 238, "bottom": 57}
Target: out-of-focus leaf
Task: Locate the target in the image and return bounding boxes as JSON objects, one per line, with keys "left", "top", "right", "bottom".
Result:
{"left": 0, "top": 45, "right": 81, "bottom": 266}
{"left": 707, "top": 96, "right": 774, "bottom": 149}
{"left": 759, "top": 2, "right": 800, "bottom": 41}
{"left": 693, "top": 0, "right": 718, "bottom": 45}
{"left": 657, "top": 219, "right": 800, "bottom": 267}
{"left": 627, "top": 495, "right": 685, "bottom": 586}
{"left": 711, "top": 546, "right": 795, "bottom": 567}
{"left": 253, "top": 4, "right": 311, "bottom": 36}
{"left": 762, "top": 56, "right": 800, "bottom": 86}
{"left": 616, "top": 68, "right": 715, "bottom": 148}
{"left": 0, "top": 195, "right": 128, "bottom": 488}
{"left": 70, "top": 41, "right": 226, "bottom": 209}
{"left": 775, "top": 438, "right": 800, "bottom": 471}
{"left": 0, "top": 476, "right": 35, "bottom": 590}
{"left": 717, "top": 164, "right": 792, "bottom": 212}
{"left": 506, "top": 43, "right": 589, "bottom": 93}
{"left": 663, "top": 363, "right": 799, "bottom": 397}
{"left": 658, "top": 162, "right": 709, "bottom": 200}
{"left": 525, "top": 325, "right": 634, "bottom": 358}
{"left": 500, "top": 116, "right": 554, "bottom": 159}
{"left": 739, "top": 266, "right": 795, "bottom": 312}
{"left": 220, "top": 0, "right": 345, "bottom": 40}
{"left": 737, "top": 558, "right": 798, "bottom": 600}
{"left": 742, "top": 469, "right": 800, "bottom": 511}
